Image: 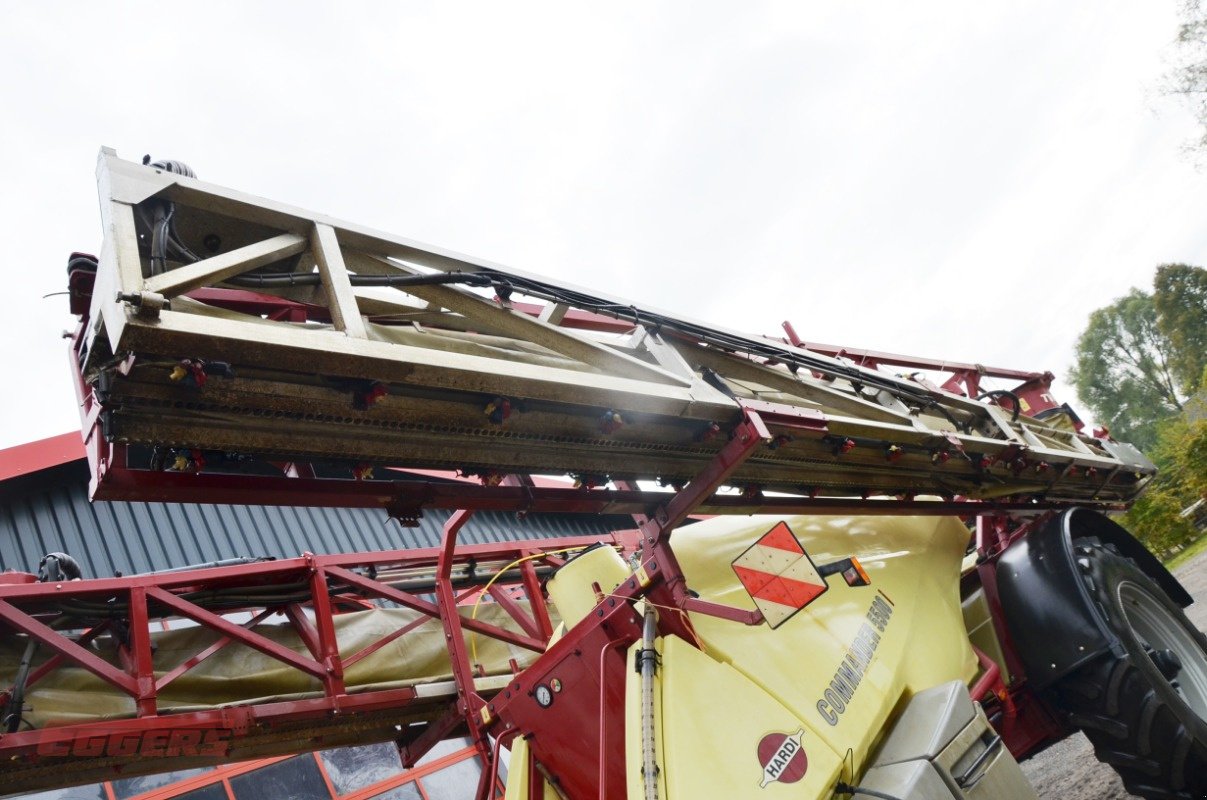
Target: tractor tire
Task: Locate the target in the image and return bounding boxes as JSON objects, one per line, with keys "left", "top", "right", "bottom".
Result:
{"left": 1049, "top": 540, "right": 1207, "bottom": 799}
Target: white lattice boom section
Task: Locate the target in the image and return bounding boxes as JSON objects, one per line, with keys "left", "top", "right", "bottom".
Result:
{"left": 75, "top": 149, "right": 1154, "bottom": 508}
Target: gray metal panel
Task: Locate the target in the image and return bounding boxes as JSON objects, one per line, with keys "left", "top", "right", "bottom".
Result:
{"left": 0, "top": 461, "right": 630, "bottom": 578}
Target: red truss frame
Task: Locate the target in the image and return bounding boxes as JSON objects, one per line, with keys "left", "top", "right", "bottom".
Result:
{"left": 0, "top": 448, "right": 1065, "bottom": 800}
{"left": 3, "top": 284, "right": 1084, "bottom": 798}
{"left": 0, "top": 533, "right": 640, "bottom": 795}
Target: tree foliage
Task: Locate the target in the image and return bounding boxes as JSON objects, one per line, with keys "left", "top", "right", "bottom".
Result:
{"left": 1153, "top": 263, "right": 1207, "bottom": 394}
{"left": 1169, "top": 0, "right": 1207, "bottom": 151}
{"left": 1121, "top": 415, "right": 1207, "bottom": 557}
{"left": 1074, "top": 265, "right": 1207, "bottom": 556}
{"left": 1069, "top": 288, "right": 1184, "bottom": 452}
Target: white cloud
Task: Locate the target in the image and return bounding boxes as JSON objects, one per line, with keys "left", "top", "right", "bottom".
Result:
{"left": 0, "top": 0, "right": 1203, "bottom": 448}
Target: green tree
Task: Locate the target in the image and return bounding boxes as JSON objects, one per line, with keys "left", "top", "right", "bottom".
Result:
{"left": 1121, "top": 415, "right": 1207, "bottom": 556}
{"left": 1069, "top": 288, "right": 1184, "bottom": 452}
{"left": 1153, "top": 263, "right": 1207, "bottom": 394}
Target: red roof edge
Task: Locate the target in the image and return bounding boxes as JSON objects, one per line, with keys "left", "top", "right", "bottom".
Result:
{"left": 0, "top": 432, "right": 86, "bottom": 483}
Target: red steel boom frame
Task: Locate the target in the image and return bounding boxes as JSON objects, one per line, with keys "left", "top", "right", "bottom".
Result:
{"left": 2, "top": 152, "right": 1124, "bottom": 797}
{"left": 0, "top": 532, "right": 638, "bottom": 795}
{"left": 1, "top": 396, "right": 1068, "bottom": 798}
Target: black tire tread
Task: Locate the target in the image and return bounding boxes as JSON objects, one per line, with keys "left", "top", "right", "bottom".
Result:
{"left": 1048, "top": 541, "right": 1207, "bottom": 799}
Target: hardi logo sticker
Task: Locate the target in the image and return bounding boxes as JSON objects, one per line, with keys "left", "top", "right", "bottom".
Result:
{"left": 757, "top": 729, "right": 808, "bottom": 788}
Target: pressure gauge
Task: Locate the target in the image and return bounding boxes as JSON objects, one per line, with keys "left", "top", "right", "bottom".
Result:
{"left": 534, "top": 684, "right": 554, "bottom": 708}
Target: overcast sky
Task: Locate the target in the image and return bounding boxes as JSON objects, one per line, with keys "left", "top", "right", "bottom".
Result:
{"left": 1, "top": 1, "right": 1204, "bottom": 450}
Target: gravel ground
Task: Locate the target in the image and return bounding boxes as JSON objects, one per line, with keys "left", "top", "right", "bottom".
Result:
{"left": 1018, "top": 547, "right": 1207, "bottom": 799}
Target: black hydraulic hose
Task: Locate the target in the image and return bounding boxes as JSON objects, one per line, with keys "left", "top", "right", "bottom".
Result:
{"left": 226, "top": 270, "right": 495, "bottom": 290}
{"left": 475, "top": 269, "right": 918, "bottom": 390}
{"left": 2, "top": 640, "right": 36, "bottom": 733}
{"left": 469, "top": 268, "right": 978, "bottom": 432}
{"left": 149, "top": 202, "right": 204, "bottom": 274}
{"left": 150, "top": 205, "right": 169, "bottom": 276}
{"left": 50, "top": 566, "right": 555, "bottom": 618}
{"left": 131, "top": 556, "right": 274, "bottom": 576}
{"left": 975, "top": 390, "right": 1022, "bottom": 423}
{"left": 924, "top": 399, "right": 972, "bottom": 434}
{"left": 166, "top": 219, "right": 202, "bottom": 264}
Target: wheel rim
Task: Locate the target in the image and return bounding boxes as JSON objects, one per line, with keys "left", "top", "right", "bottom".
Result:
{"left": 1117, "top": 580, "right": 1207, "bottom": 719}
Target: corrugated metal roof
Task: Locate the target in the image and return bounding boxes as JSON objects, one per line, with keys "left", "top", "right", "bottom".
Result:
{"left": 0, "top": 461, "right": 631, "bottom": 579}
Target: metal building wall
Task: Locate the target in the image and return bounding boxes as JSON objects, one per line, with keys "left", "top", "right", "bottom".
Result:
{"left": 0, "top": 461, "right": 631, "bottom": 578}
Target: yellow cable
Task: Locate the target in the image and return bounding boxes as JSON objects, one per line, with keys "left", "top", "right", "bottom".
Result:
{"left": 468, "top": 546, "right": 588, "bottom": 664}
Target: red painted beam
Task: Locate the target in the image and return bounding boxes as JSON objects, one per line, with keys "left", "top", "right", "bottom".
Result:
{"left": 782, "top": 319, "right": 1044, "bottom": 381}
{"left": 147, "top": 586, "right": 328, "bottom": 680}
{"left": 87, "top": 465, "right": 1108, "bottom": 518}
{"left": 0, "top": 600, "right": 138, "bottom": 696}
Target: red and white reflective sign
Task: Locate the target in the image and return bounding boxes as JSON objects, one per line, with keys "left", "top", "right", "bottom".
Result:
{"left": 732, "top": 521, "right": 827, "bottom": 629}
